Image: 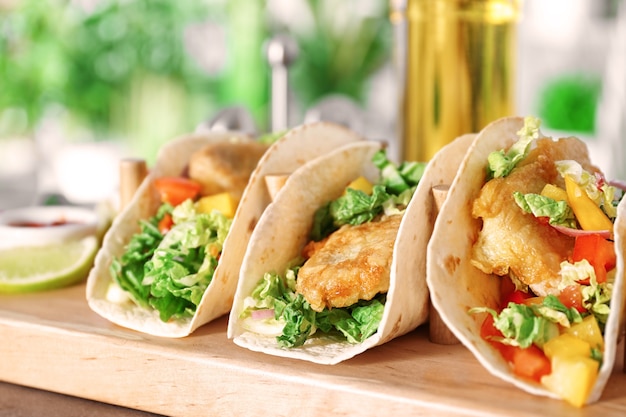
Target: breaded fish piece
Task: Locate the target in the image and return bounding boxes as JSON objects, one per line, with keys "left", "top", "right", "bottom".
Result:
{"left": 296, "top": 214, "right": 402, "bottom": 312}
{"left": 471, "top": 137, "right": 597, "bottom": 296}
{"left": 188, "top": 140, "right": 268, "bottom": 198}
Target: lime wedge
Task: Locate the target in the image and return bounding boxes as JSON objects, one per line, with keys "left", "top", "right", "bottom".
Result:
{"left": 0, "top": 236, "right": 98, "bottom": 294}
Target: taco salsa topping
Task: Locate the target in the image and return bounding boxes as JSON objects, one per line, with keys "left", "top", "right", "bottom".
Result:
{"left": 469, "top": 117, "right": 622, "bottom": 407}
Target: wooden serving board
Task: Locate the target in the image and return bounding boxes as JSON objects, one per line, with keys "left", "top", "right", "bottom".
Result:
{"left": 1, "top": 282, "right": 625, "bottom": 417}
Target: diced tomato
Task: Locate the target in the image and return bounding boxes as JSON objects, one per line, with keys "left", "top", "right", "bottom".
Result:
{"left": 480, "top": 314, "right": 516, "bottom": 362}
{"left": 480, "top": 314, "right": 551, "bottom": 382}
{"left": 157, "top": 213, "right": 174, "bottom": 234}
{"left": 501, "top": 290, "right": 532, "bottom": 309}
{"left": 153, "top": 177, "right": 202, "bottom": 206}
{"left": 511, "top": 345, "right": 552, "bottom": 383}
{"left": 572, "top": 234, "right": 616, "bottom": 284}
{"left": 480, "top": 313, "right": 500, "bottom": 340}
{"left": 572, "top": 234, "right": 616, "bottom": 268}
{"left": 558, "top": 285, "right": 586, "bottom": 313}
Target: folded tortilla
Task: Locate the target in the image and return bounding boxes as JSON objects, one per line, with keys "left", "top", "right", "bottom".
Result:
{"left": 86, "top": 122, "right": 363, "bottom": 337}
{"left": 227, "top": 133, "right": 474, "bottom": 364}
{"left": 427, "top": 116, "right": 626, "bottom": 404}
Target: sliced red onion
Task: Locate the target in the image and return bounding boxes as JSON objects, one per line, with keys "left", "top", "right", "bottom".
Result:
{"left": 608, "top": 179, "right": 626, "bottom": 191}
{"left": 550, "top": 223, "right": 612, "bottom": 239}
{"left": 595, "top": 172, "right": 605, "bottom": 188}
{"left": 251, "top": 309, "right": 275, "bottom": 320}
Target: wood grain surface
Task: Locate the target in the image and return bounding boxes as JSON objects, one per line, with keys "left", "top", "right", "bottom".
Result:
{"left": 0, "top": 283, "right": 625, "bottom": 417}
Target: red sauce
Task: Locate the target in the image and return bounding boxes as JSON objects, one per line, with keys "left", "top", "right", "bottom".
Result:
{"left": 9, "top": 219, "right": 80, "bottom": 228}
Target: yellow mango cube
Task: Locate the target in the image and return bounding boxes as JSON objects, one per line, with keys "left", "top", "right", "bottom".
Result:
{"left": 195, "top": 192, "right": 237, "bottom": 218}
{"left": 345, "top": 176, "right": 373, "bottom": 195}
{"left": 564, "top": 315, "right": 604, "bottom": 351}
{"left": 565, "top": 175, "right": 613, "bottom": 231}
{"left": 541, "top": 355, "right": 599, "bottom": 408}
{"left": 543, "top": 333, "right": 591, "bottom": 360}
{"left": 541, "top": 183, "right": 568, "bottom": 202}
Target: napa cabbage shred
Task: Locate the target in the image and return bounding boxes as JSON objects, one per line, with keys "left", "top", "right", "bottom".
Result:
{"left": 110, "top": 199, "right": 232, "bottom": 322}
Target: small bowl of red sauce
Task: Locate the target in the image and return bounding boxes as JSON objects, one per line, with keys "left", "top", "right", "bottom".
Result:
{"left": 0, "top": 206, "right": 100, "bottom": 249}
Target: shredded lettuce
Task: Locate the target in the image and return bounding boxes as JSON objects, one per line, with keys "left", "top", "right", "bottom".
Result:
{"left": 487, "top": 116, "right": 540, "bottom": 179}
{"left": 241, "top": 267, "right": 385, "bottom": 347}
{"left": 559, "top": 259, "right": 597, "bottom": 285}
{"left": 330, "top": 186, "right": 391, "bottom": 227}
{"left": 511, "top": 146, "right": 620, "bottom": 230}
{"left": 110, "top": 203, "right": 173, "bottom": 308}
{"left": 582, "top": 282, "right": 612, "bottom": 327}
{"left": 382, "top": 188, "right": 415, "bottom": 216}
{"left": 373, "top": 150, "right": 426, "bottom": 194}
{"left": 316, "top": 297, "right": 385, "bottom": 344}
{"left": 111, "top": 203, "right": 232, "bottom": 322}
{"left": 536, "top": 295, "right": 583, "bottom": 327}
{"left": 470, "top": 295, "right": 582, "bottom": 348}
{"left": 171, "top": 198, "right": 199, "bottom": 223}
{"left": 559, "top": 260, "right": 613, "bottom": 327}
{"left": 310, "top": 149, "right": 425, "bottom": 241}
{"left": 513, "top": 191, "right": 577, "bottom": 228}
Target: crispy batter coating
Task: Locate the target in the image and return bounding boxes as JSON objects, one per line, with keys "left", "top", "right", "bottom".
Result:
{"left": 188, "top": 140, "right": 268, "bottom": 198}
{"left": 296, "top": 214, "right": 402, "bottom": 312}
{"left": 471, "top": 137, "right": 598, "bottom": 296}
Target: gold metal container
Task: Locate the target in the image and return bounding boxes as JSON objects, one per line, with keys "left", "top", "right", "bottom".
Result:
{"left": 392, "top": 0, "right": 521, "bottom": 162}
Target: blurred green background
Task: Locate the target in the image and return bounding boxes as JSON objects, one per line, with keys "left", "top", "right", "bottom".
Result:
{"left": 2, "top": 0, "right": 620, "bottom": 207}
{"left": 0, "top": 0, "right": 391, "bottom": 163}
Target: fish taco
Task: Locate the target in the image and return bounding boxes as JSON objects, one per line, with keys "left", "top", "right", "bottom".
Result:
{"left": 228, "top": 133, "right": 474, "bottom": 364}
{"left": 86, "top": 122, "right": 363, "bottom": 337}
{"left": 427, "top": 116, "right": 626, "bottom": 407}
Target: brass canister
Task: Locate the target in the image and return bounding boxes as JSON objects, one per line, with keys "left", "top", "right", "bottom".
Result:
{"left": 392, "top": 0, "right": 521, "bottom": 162}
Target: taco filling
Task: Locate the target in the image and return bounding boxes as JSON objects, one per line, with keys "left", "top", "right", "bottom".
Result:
{"left": 109, "top": 140, "right": 267, "bottom": 322}
{"left": 238, "top": 150, "right": 426, "bottom": 348}
{"left": 469, "top": 116, "right": 623, "bottom": 407}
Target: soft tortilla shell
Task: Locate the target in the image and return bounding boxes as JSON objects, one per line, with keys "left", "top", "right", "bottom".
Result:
{"left": 228, "top": 134, "right": 472, "bottom": 364}
{"left": 427, "top": 116, "right": 626, "bottom": 404}
{"left": 86, "top": 122, "right": 363, "bottom": 337}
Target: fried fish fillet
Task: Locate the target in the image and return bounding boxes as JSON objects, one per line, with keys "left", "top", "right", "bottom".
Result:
{"left": 188, "top": 140, "right": 268, "bottom": 199}
{"left": 296, "top": 214, "right": 402, "bottom": 312}
{"left": 471, "top": 137, "right": 599, "bottom": 296}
